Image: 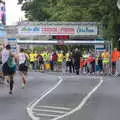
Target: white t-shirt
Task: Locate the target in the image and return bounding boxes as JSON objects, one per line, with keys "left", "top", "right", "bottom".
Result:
{"left": 1, "top": 49, "right": 10, "bottom": 64}
{"left": 18, "top": 53, "right": 26, "bottom": 64}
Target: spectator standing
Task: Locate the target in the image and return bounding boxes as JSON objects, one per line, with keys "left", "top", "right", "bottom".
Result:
{"left": 50, "top": 51, "right": 58, "bottom": 71}
{"left": 111, "top": 48, "right": 120, "bottom": 74}
{"left": 73, "top": 48, "right": 82, "bottom": 75}
{"left": 29, "top": 51, "right": 35, "bottom": 71}
{"left": 98, "top": 54, "right": 103, "bottom": 74}
{"left": 65, "top": 51, "right": 70, "bottom": 72}
{"left": 62, "top": 57, "right": 66, "bottom": 74}
{"left": 57, "top": 51, "right": 64, "bottom": 72}
{"left": 116, "top": 56, "right": 120, "bottom": 76}
{"left": 34, "top": 51, "right": 38, "bottom": 71}
{"left": 101, "top": 49, "right": 110, "bottom": 75}
{"left": 37, "top": 52, "right": 44, "bottom": 71}
{"left": 68, "top": 53, "right": 74, "bottom": 73}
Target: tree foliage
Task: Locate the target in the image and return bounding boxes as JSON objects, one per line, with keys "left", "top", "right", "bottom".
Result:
{"left": 19, "top": 0, "right": 120, "bottom": 47}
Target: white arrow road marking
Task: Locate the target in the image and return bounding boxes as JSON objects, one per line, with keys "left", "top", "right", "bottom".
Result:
{"left": 34, "top": 113, "right": 59, "bottom": 117}
{"left": 33, "top": 108, "right": 68, "bottom": 114}
{"left": 27, "top": 76, "right": 63, "bottom": 120}
{"left": 27, "top": 75, "right": 103, "bottom": 120}
{"left": 52, "top": 77, "right": 103, "bottom": 120}
{"left": 35, "top": 105, "right": 71, "bottom": 111}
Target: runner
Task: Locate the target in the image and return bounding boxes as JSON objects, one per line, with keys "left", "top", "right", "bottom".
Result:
{"left": 17, "top": 48, "right": 29, "bottom": 88}
{"left": 2, "top": 44, "right": 17, "bottom": 94}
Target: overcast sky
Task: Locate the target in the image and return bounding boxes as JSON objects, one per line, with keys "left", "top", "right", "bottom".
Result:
{"left": 5, "top": 0, "right": 25, "bottom": 25}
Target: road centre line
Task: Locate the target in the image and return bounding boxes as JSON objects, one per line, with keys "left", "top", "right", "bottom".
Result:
{"left": 35, "top": 105, "right": 71, "bottom": 111}
{"left": 52, "top": 77, "right": 103, "bottom": 120}
{"left": 33, "top": 108, "right": 67, "bottom": 114}
{"left": 27, "top": 76, "right": 63, "bottom": 120}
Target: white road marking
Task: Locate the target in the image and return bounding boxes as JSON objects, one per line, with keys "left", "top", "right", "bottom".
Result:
{"left": 35, "top": 105, "right": 71, "bottom": 111}
{"left": 27, "top": 88, "right": 53, "bottom": 109}
{"left": 52, "top": 77, "right": 103, "bottom": 120}
{"left": 27, "top": 76, "right": 63, "bottom": 120}
{"left": 33, "top": 108, "right": 67, "bottom": 114}
{"left": 34, "top": 113, "right": 59, "bottom": 117}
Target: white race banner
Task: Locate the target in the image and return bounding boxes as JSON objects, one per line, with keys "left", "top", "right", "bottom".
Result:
{"left": 18, "top": 22, "right": 98, "bottom": 36}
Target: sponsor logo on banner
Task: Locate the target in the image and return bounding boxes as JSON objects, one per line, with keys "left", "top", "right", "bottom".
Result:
{"left": 18, "top": 22, "right": 98, "bottom": 36}
{"left": 77, "top": 27, "right": 95, "bottom": 33}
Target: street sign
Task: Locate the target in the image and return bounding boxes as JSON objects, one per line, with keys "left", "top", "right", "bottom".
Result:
{"left": 95, "top": 45, "right": 104, "bottom": 51}
{"left": 95, "top": 38, "right": 104, "bottom": 51}
{"left": 8, "top": 38, "right": 16, "bottom": 42}
{"left": 7, "top": 38, "right": 17, "bottom": 53}
{"left": 96, "top": 38, "right": 104, "bottom": 41}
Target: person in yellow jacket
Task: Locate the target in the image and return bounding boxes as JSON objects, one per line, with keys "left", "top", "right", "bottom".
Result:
{"left": 29, "top": 51, "right": 35, "bottom": 70}
{"left": 33, "top": 51, "right": 38, "bottom": 71}
{"left": 57, "top": 51, "right": 64, "bottom": 72}
{"left": 101, "top": 49, "right": 110, "bottom": 75}
{"left": 40, "top": 51, "right": 45, "bottom": 71}
{"left": 44, "top": 51, "right": 50, "bottom": 71}
{"left": 65, "top": 51, "right": 70, "bottom": 72}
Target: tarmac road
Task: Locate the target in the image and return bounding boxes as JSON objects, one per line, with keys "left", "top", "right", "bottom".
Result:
{"left": 27, "top": 73, "right": 102, "bottom": 120}
{"left": 0, "top": 72, "right": 120, "bottom": 120}
{"left": 0, "top": 72, "right": 58, "bottom": 120}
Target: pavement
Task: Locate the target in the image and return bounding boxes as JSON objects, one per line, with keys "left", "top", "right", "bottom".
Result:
{"left": 0, "top": 72, "right": 120, "bottom": 120}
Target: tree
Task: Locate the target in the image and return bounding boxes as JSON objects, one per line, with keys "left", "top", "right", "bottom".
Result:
{"left": 19, "top": 0, "right": 120, "bottom": 47}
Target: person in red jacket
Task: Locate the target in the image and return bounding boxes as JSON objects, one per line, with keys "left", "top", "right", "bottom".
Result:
{"left": 80, "top": 57, "right": 84, "bottom": 73}
{"left": 88, "top": 54, "right": 95, "bottom": 74}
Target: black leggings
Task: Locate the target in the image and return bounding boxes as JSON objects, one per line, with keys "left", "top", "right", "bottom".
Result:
{"left": 10, "top": 75, "right": 14, "bottom": 92}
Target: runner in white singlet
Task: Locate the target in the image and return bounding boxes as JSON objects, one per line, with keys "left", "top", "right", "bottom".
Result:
{"left": 18, "top": 48, "right": 29, "bottom": 88}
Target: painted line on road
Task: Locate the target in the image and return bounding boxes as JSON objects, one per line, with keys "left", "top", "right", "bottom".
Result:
{"left": 52, "top": 76, "right": 103, "bottom": 120}
{"left": 34, "top": 113, "right": 59, "bottom": 117}
{"left": 27, "top": 76, "right": 63, "bottom": 120}
{"left": 33, "top": 108, "right": 67, "bottom": 114}
{"left": 35, "top": 105, "right": 71, "bottom": 111}
{"left": 27, "top": 88, "right": 52, "bottom": 109}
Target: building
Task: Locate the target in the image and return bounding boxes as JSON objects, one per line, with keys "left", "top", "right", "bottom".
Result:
{"left": 0, "top": 0, "right": 6, "bottom": 45}
{"left": 0, "top": 0, "right": 6, "bottom": 25}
